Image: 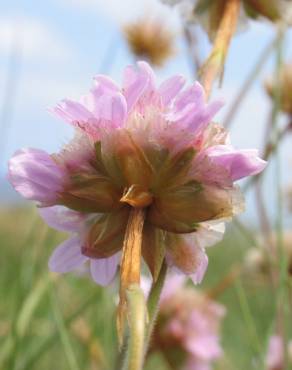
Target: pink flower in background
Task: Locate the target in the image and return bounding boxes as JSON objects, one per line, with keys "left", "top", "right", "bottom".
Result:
{"left": 267, "top": 336, "right": 284, "bottom": 370}
{"left": 152, "top": 275, "right": 225, "bottom": 370}
{"left": 8, "top": 61, "right": 266, "bottom": 285}
{"left": 266, "top": 335, "right": 292, "bottom": 370}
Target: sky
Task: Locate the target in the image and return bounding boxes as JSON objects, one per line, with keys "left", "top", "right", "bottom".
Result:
{"left": 1, "top": 0, "right": 292, "bottom": 226}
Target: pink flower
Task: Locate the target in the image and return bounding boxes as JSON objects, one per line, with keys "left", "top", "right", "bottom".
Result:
{"left": 152, "top": 275, "right": 225, "bottom": 370}
{"left": 8, "top": 61, "right": 266, "bottom": 285}
{"left": 266, "top": 335, "right": 292, "bottom": 370}
{"left": 8, "top": 148, "right": 66, "bottom": 205}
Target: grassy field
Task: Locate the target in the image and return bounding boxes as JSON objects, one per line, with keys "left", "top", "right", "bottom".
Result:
{"left": 0, "top": 206, "right": 282, "bottom": 370}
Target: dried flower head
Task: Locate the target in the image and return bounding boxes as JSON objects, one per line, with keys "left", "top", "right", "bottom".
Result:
{"left": 244, "top": 231, "right": 292, "bottom": 278}
{"left": 8, "top": 61, "right": 265, "bottom": 288}
{"left": 151, "top": 275, "right": 226, "bottom": 370}
{"left": 124, "top": 16, "right": 176, "bottom": 66}
{"left": 265, "top": 63, "right": 292, "bottom": 115}
{"left": 163, "top": 0, "right": 292, "bottom": 39}
{"left": 243, "top": 0, "right": 292, "bottom": 23}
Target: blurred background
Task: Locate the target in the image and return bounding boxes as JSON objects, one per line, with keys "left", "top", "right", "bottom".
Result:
{"left": 1, "top": 1, "right": 292, "bottom": 369}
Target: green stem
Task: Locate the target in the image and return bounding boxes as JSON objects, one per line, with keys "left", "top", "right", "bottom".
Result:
{"left": 50, "top": 289, "right": 80, "bottom": 370}
{"left": 144, "top": 261, "right": 167, "bottom": 355}
{"left": 122, "top": 284, "right": 147, "bottom": 370}
{"left": 235, "top": 279, "right": 263, "bottom": 362}
{"left": 272, "top": 24, "right": 290, "bottom": 370}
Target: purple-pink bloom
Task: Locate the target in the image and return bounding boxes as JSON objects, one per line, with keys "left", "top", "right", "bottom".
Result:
{"left": 266, "top": 335, "right": 284, "bottom": 370}
{"left": 8, "top": 148, "right": 65, "bottom": 205}
{"left": 152, "top": 275, "right": 225, "bottom": 370}
{"left": 8, "top": 61, "right": 266, "bottom": 285}
{"left": 266, "top": 335, "right": 292, "bottom": 370}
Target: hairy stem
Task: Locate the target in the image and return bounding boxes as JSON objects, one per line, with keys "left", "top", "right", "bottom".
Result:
{"left": 122, "top": 285, "right": 147, "bottom": 370}
{"left": 118, "top": 208, "right": 145, "bottom": 344}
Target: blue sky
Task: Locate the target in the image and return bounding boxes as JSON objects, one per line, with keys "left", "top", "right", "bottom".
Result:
{"left": 1, "top": 0, "right": 292, "bottom": 225}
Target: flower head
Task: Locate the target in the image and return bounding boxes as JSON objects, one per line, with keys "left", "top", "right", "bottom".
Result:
{"left": 124, "top": 16, "right": 176, "bottom": 66}
{"left": 244, "top": 231, "right": 292, "bottom": 280}
{"left": 8, "top": 61, "right": 266, "bottom": 286}
{"left": 151, "top": 275, "right": 226, "bottom": 370}
{"left": 162, "top": 0, "right": 292, "bottom": 39}
{"left": 265, "top": 63, "right": 292, "bottom": 115}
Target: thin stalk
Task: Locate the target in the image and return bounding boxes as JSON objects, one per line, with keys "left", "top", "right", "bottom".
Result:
{"left": 255, "top": 178, "right": 277, "bottom": 286}
{"left": 235, "top": 279, "right": 263, "bottom": 361}
{"left": 272, "top": 24, "right": 290, "bottom": 369}
{"left": 144, "top": 261, "right": 167, "bottom": 354}
{"left": 184, "top": 26, "right": 201, "bottom": 77}
{"left": 223, "top": 35, "right": 278, "bottom": 128}
{"left": 243, "top": 120, "right": 291, "bottom": 192}
{"left": 50, "top": 288, "right": 80, "bottom": 370}
{"left": 233, "top": 217, "right": 259, "bottom": 247}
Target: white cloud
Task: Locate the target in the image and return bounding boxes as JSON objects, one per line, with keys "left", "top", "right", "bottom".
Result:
{"left": 0, "top": 15, "right": 74, "bottom": 63}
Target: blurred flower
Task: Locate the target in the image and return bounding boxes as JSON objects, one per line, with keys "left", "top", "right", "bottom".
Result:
{"left": 152, "top": 275, "right": 225, "bottom": 370}
{"left": 162, "top": 0, "right": 292, "bottom": 39}
{"left": 244, "top": 231, "right": 292, "bottom": 278}
{"left": 124, "top": 16, "right": 176, "bottom": 66}
{"left": 8, "top": 61, "right": 266, "bottom": 286}
{"left": 265, "top": 63, "right": 292, "bottom": 116}
{"left": 267, "top": 336, "right": 284, "bottom": 370}
{"left": 266, "top": 335, "right": 292, "bottom": 370}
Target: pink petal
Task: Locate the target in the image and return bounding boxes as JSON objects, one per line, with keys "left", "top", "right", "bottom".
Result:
{"left": 184, "top": 358, "right": 211, "bottom": 370}
{"left": 52, "top": 99, "right": 93, "bottom": 124}
{"left": 161, "top": 274, "right": 186, "bottom": 301}
{"left": 174, "top": 81, "right": 205, "bottom": 111}
{"left": 90, "top": 253, "right": 120, "bottom": 286}
{"left": 158, "top": 75, "right": 185, "bottom": 106}
{"left": 122, "top": 65, "right": 149, "bottom": 111}
{"left": 93, "top": 75, "right": 120, "bottom": 92}
{"left": 8, "top": 148, "right": 64, "bottom": 204}
{"left": 137, "top": 61, "right": 156, "bottom": 88}
{"left": 266, "top": 335, "right": 284, "bottom": 370}
{"left": 166, "top": 87, "right": 223, "bottom": 135}
{"left": 185, "top": 335, "right": 222, "bottom": 360}
{"left": 190, "top": 251, "right": 208, "bottom": 284}
{"left": 187, "top": 100, "right": 224, "bottom": 133}
{"left": 205, "top": 145, "right": 267, "bottom": 181}
{"left": 166, "top": 235, "right": 209, "bottom": 284}
{"left": 39, "top": 206, "right": 85, "bottom": 232}
{"left": 48, "top": 236, "right": 88, "bottom": 273}
{"left": 193, "top": 221, "right": 225, "bottom": 249}
{"left": 90, "top": 92, "right": 127, "bottom": 127}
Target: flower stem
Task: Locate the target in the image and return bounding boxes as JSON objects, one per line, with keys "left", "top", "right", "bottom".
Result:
{"left": 200, "top": 0, "right": 240, "bottom": 98}
{"left": 121, "top": 284, "right": 147, "bottom": 370}
{"left": 118, "top": 208, "right": 145, "bottom": 344}
{"left": 144, "top": 261, "right": 167, "bottom": 355}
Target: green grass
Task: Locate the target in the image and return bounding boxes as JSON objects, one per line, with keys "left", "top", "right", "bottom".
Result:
{"left": 0, "top": 206, "right": 284, "bottom": 370}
